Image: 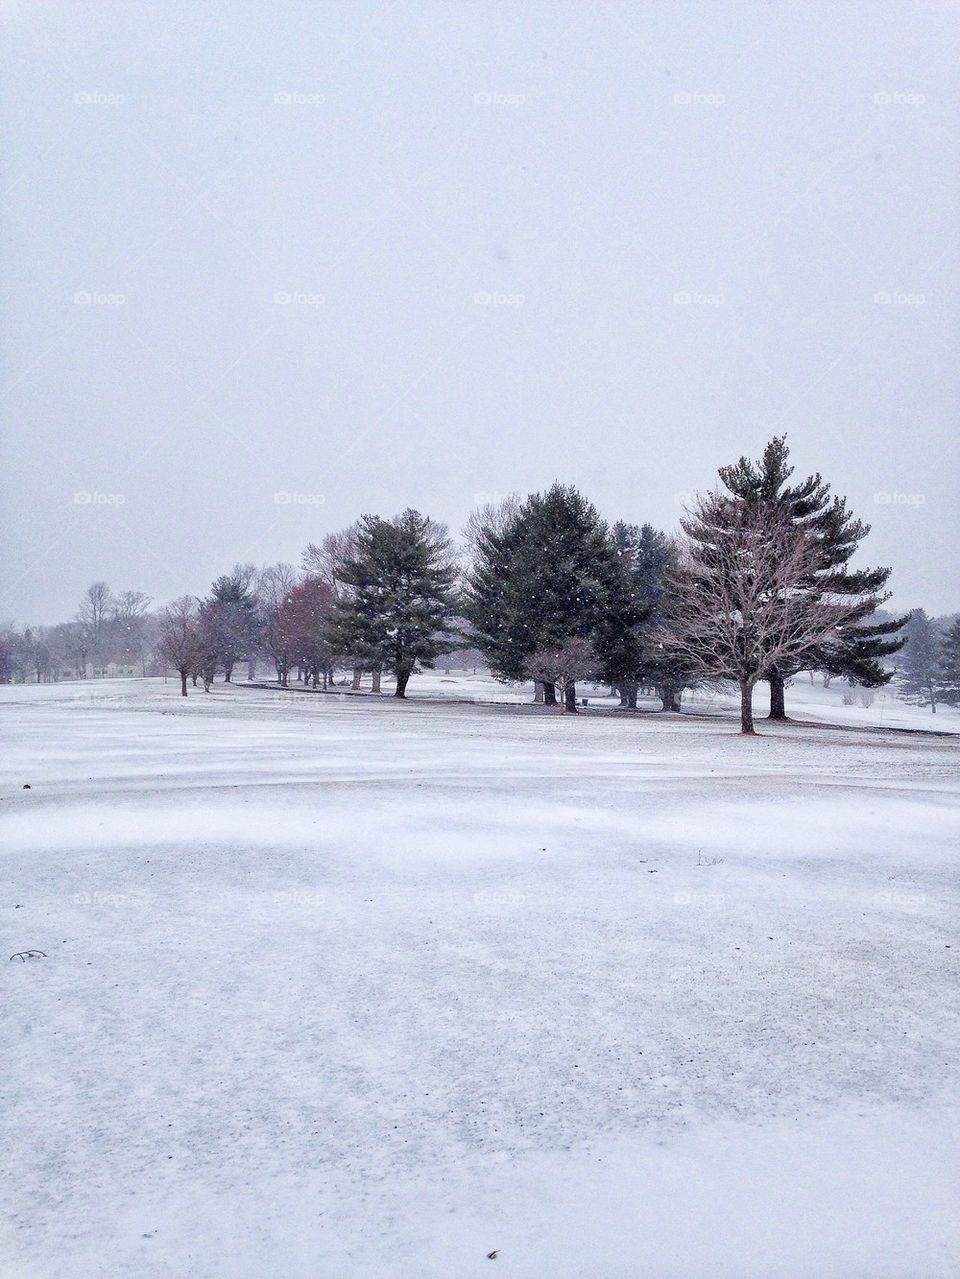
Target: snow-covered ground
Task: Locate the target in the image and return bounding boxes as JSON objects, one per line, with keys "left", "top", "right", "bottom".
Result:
{"left": 2, "top": 676, "right": 958, "bottom": 1278}
{"left": 415, "top": 667, "right": 960, "bottom": 732}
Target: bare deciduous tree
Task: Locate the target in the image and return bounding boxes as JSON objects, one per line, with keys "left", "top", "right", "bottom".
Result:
{"left": 302, "top": 527, "right": 365, "bottom": 685}
{"left": 76, "top": 581, "right": 113, "bottom": 675}
{"left": 157, "top": 596, "right": 202, "bottom": 696}
{"left": 258, "top": 563, "right": 300, "bottom": 685}
{"left": 665, "top": 496, "right": 870, "bottom": 734}
{"left": 112, "top": 589, "right": 152, "bottom": 675}
{"left": 523, "top": 637, "right": 597, "bottom": 714}
{"left": 301, "top": 526, "right": 361, "bottom": 594}
{"left": 461, "top": 494, "right": 522, "bottom": 564}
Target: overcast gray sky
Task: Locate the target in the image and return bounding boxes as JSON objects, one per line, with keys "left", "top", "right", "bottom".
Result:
{"left": 2, "top": 0, "right": 957, "bottom": 624}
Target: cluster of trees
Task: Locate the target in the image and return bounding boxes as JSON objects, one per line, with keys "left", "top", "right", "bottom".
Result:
{"left": 0, "top": 583, "right": 154, "bottom": 683}
{"left": 463, "top": 438, "right": 904, "bottom": 732}
{"left": 464, "top": 488, "right": 687, "bottom": 712}
{"left": 662, "top": 438, "right": 905, "bottom": 732}
{"left": 151, "top": 436, "right": 904, "bottom": 733}
{"left": 157, "top": 511, "right": 457, "bottom": 699}
{"left": 894, "top": 609, "right": 960, "bottom": 713}
{"left": 158, "top": 563, "right": 336, "bottom": 697}
{"left": 7, "top": 436, "right": 949, "bottom": 736}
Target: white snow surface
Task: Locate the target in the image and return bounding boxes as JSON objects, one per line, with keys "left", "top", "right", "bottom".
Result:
{"left": 1, "top": 676, "right": 958, "bottom": 1278}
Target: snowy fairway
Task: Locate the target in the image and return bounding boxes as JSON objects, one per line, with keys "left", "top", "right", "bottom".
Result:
{"left": 2, "top": 679, "right": 959, "bottom": 1278}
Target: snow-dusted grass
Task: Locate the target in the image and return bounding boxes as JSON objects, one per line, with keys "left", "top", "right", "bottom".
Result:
{"left": 415, "top": 666, "right": 960, "bottom": 731}
{"left": 1, "top": 678, "right": 958, "bottom": 1277}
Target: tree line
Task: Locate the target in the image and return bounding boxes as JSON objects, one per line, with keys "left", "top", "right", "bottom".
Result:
{"left": 3, "top": 437, "right": 956, "bottom": 733}
{"left": 463, "top": 436, "right": 909, "bottom": 732}
{"left": 895, "top": 608, "right": 960, "bottom": 715}
{"left": 0, "top": 583, "right": 155, "bottom": 683}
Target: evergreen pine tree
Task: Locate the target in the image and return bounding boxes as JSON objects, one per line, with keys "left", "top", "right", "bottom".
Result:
{"left": 897, "top": 608, "right": 941, "bottom": 712}
{"left": 206, "top": 564, "right": 259, "bottom": 682}
{"left": 716, "top": 436, "right": 905, "bottom": 717}
{"left": 328, "top": 509, "right": 457, "bottom": 698}
{"left": 462, "top": 501, "right": 529, "bottom": 688}
{"left": 464, "top": 484, "right": 626, "bottom": 709}
{"left": 596, "top": 522, "right": 691, "bottom": 710}
{"left": 940, "top": 613, "right": 960, "bottom": 706}
{"left": 937, "top": 617, "right": 960, "bottom": 706}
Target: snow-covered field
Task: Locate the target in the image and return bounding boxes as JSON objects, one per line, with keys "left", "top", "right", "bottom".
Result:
{"left": 2, "top": 676, "right": 958, "bottom": 1278}
{"left": 414, "top": 667, "right": 960, "bottom": 732}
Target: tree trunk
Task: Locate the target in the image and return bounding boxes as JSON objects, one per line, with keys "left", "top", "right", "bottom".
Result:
{"left": 179, "top": 670, "right": 188, "bottom": 697}
{"left": 564, "top": 681, "right": 578, "bottom": 713}
{"left": 659, "top": 683, "right": 678, "bottom": 712}
{"left": 619, "top": 681, "right": 639, "bottom": 709}
{"left": 395, "top": 667, "right": 411, "bottom": 698}
{"left": 224, "top": 661, "right": 233, "bottom": 683}
{"left": 352, "top": 667, "right": 362, "bottom": 690}
{"left": 534, "top": 683, "right": 544, "bottom": 704}
{"left": 371, "top": 668, "right": 382, "bottom": 693}
{"left": 247, "top": 658, "right": 256, "bottom": 680}
{"left": 768, "top": 672, "right": 787, "bottom": 720}
{"left": 191, "top": 672, "right": 198, "bottom": 687}
{"left": 740, "top": 678, "right": 755, "bottom": 734}
{"left": 542, "top": 681, "right": 557, "bottom": 706}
